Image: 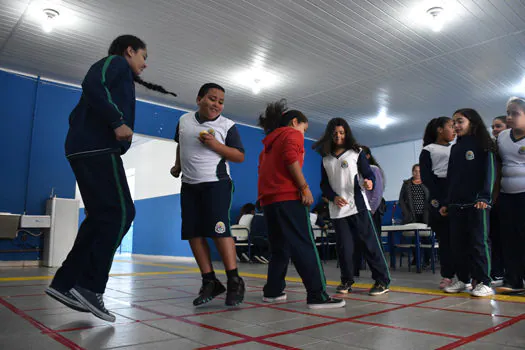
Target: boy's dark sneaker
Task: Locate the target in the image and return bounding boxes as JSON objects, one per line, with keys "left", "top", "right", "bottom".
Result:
{"left": 307, "top": 297, "right": 346, "bottom": 309}
{"left": 369, "top": 282, "right": 389, "bottom": 296}
{"left": 193, "top": 279, "right": 226, "bottom": 306}
{"left": 45, "top": 286, "right": 89, "bottom": 312}
{"left": 336, "top": 282, "right": 352, "bottom": 294}
{"left": 225, "top": 276, "right": 245, "bottom": 306}
{"left": 70, "top": 285, "right": 115, "bottom": 322}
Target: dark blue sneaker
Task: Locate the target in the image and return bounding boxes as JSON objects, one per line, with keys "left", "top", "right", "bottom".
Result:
{"left": 45, "top": 286, "right": 89, "bottom": 312}
{"left": 307, "top": 297, "right": 346, "bottom": 309}
{"left": 70, "top": 285, "right": 115, "bottom": 322}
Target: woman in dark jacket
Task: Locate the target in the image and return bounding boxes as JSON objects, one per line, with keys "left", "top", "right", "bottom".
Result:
{"left": 399, "top": 164, "right": 431, "bottom": 266}
{"left": 399, "top": 164, "right": 430, "bottom": 225}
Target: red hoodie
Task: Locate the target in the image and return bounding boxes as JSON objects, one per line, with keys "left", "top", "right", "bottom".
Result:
{"left": 258, "top": 127, "right": 305, "bottom": 206}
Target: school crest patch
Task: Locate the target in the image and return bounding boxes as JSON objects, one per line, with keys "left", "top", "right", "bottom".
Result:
{"left": 519, "top": 146, "right": 525, "bottom": 155}
{"left": 341, "top": 160, "right": 349, "bottom": 169}
{"left": 215, "top": 221, "right": 226, "bottom": 234}
{"left": 465, "top": 150, "right": 475, "bottom": 161}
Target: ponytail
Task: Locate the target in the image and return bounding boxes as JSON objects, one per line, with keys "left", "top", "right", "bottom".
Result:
{"left": 258, "top": 99, "right": 307, "bottom": 135}
{"left": 134, "top": 76, "right": 177, "bottom": 97}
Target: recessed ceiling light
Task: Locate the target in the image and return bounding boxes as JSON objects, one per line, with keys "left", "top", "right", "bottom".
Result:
{"left": 368, "top": 107, "right": 395, "bottom": 129}
{"left": 233, "top": 68, "right": 278, "bottom": 95}
{"left": 512, "top": 77, "right": 525, "bottom": 94}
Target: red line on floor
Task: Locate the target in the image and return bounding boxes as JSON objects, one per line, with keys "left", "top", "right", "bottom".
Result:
{"left": 55, "top": 317, "right": 168, "bottom": 333}
{"left": 179, "top": 304, "right": 261, "bottom": 318}
{"left": 257, "top": 339, "right": 302, "bottom": 349}
{"left": 415, "top": 305, "right": 514, "bottom": 319}
{"left": 0, "top": 297, "right": 85, "bottom": 350}
{"left": 130, "top": 289, "right": 454, "bottom": 350}
{"left": 0, "top": 283, "right": 49, "bottom": 288}
{"left": 435, "top": 313, "right": 525, "bottom": 350}
{"left": 349, "top": 319, "right": 464, "bottom": 339}
{"left": 196, "top": 339, "right": 301, "bottom": 350}
{"left": 336, "top": 294, "right": 405, "bottom": 306}
{"left": 264, "top": 304, "right": 342, "bottom": 320}
{"left": 195, "top": 339, "right": 249, "bottom": 349}
{"left": 126, "top": 295, "right": 195, "bottom": 303}
{"left": 56, "top": 320, "right": 141, "bottom": 333}
{"left": 130, "top": 298, "right": 306, "bottom": 350}
{"left": 2, "top": 293, "right": 46, "bottom": 298}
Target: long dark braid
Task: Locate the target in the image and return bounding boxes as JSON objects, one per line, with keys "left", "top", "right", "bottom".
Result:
{"left": 134, "top": 76, "right": 177, "bottom": 97}
{"left": 108, "top": 35, "right": 177, "bottom": 97}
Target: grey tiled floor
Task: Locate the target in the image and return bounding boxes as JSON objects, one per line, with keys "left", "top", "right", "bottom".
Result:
{"left": 0, "top": 256, "right": 524, "bottom": 349}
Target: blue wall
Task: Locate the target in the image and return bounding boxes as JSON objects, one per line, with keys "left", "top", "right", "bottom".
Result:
{"left": 0, "top": 69, "right": 324, "bottom": 260}
{"left": 0, "top": 71, "right": 38, "bottom": 214}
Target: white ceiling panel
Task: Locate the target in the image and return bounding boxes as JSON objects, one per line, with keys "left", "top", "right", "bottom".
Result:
{"left": 0, "top": 0, "right": 524, "bottom": 146}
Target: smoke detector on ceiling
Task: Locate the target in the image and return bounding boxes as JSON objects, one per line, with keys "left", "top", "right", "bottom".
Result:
{"left": 42, "top": 8, "right": 60, "bottom": 33}
{"left": 427, "top": 6, "right": 444, "bottom": 32}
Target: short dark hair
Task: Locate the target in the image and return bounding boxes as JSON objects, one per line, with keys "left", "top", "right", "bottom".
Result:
{"left": 198, "top": 83, "right": 225, "bottom": 98}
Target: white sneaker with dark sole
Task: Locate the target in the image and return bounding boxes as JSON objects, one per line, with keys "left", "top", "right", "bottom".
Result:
{"left": 254, "top": 256, "right": 267, "bottom": 264}
{"left": 471, "top": 283, "right": 495, "bottom": 297}
{"left": 70, "top": 286, "right": 116, "bottom": 322}
{"left": 307, "top": 297, "right": 346, "bottom": 309}
{"left": 444, "top": 280, "right": 467, "bottom": 293}
{"left": 262, "top": 293, "right": 287, "bottom": 303}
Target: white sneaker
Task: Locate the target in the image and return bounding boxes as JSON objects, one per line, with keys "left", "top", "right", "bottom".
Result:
{"left": 465, "top": 282, "right": 473, "bottom": 291}
{"left": 254, "top": 256, "right": 267, "bottom": 264}
{"left": 471, "top": 283, "right": 494, "bottom": 297}
{"left": 444, "top": 280, "right": 466, "bottom": 293}
{"left": 262, "top": 293, "right": 287, "bottom": 303}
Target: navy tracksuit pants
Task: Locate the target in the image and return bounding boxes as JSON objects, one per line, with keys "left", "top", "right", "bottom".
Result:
{"left": 499, "top": 193, "right": 525, "bottom": 288}
{"left": 333, "top": 211, "right": 390, "bottom": 286}
{"left": 51, "top": 153, "right": 135, "bottom": 294}
{"left": 262, "top": 200, "right": 329, "bottom": 303}
{"left": 449, "top": 206, "right": 491, "bottom": 285}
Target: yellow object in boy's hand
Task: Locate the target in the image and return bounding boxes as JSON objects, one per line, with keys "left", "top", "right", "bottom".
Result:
{"left": 199, "top": 129, "right": 215, "bottom": 138}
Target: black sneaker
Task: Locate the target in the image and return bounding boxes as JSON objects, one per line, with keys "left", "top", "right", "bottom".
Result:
{"left": 491, "top": 276, "right": 504, "bottom": 287}
{"left": 307, "top": 297, "right": 346, "bottom": 309}
{"left": 193, "top": 279, "right": 226, "bottom": 306}
{"left": 369, "top": 282, "right": 389, "bottom": 296}
{"left": 45, "top": 286, "right": 89, "bottom": 312}
{"left": 262, "top": 292, "right": 287, "bottom": 303}
{"left": 336, "top": 282, "right": 352, "bottom": 294}
{"left": 495, "top": 283, "right": 525, "bottom": 295}
{"left": 225, "top": 276, "right": 245, "bottom": 306}
{"left": 70, "top": 285, "right": 116, "bottom": 322}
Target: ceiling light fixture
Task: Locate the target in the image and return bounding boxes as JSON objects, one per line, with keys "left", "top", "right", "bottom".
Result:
{"left": 252, "top": 78, "right": 261, "bottom": 94}
{"left": 233, "top": 68, "right": 278, "bottom": 95}
{"left": 369, "top": 107, "right": 395, "bottom": 130}
{"left": 512, "top": 77, "right": 525, "bottom": 94}
{"left": 42, "top": 8, "right": 60, "bottom": 33}
{"left": 427, "top": 6, "right": 444, "bottom": 32}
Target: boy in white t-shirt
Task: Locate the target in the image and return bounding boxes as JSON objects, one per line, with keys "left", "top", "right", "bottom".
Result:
{"left": 171, "top": 83, "right": 246, "bottom": 306}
